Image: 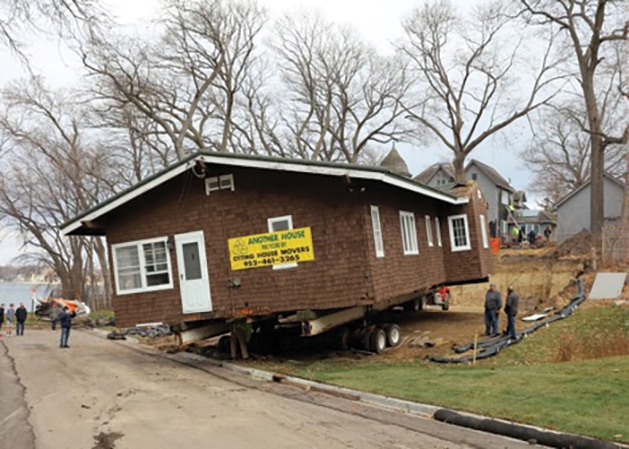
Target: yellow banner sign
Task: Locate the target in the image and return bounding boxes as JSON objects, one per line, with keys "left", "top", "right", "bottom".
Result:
{"left": 228, "top": 227, "right": 315, "bottom": 271}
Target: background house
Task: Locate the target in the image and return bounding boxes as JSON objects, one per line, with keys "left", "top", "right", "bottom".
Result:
{"left": 415, "top": 159, "right": 524, "bottom": 238}
{"left": 554, "top": 173, "right": 625, "bottom": 242}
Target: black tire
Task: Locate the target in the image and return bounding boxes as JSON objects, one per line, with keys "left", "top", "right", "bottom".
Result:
{"left": 383, "top": 324, "right": 402, "bottom": 347}
{"left": 442, "top": 291, "right": 451, "bottom": 311}
{"left": 218, "top": 335, "right": 231, "bottom": 353}
{"left": 334, "top": 327, "right": 351, "bottom": 351}
{"left": 404, "top": 297, "right": 424, "bottom": 312}
{"left": 370, "top": 328, "right": 387, "bottom": 354}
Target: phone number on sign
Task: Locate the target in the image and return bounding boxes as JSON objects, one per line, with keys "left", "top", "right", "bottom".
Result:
{"left": 243, "top": 254, "right": 301, "bottom": 267}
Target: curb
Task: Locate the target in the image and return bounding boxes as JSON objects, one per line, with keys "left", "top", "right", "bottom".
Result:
{"left": 175, "top": 351, "right": 628, "bottom": 449}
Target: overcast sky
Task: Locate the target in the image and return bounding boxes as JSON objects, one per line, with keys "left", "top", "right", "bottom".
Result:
{"left": 0, "top": 0, "right": 534, "bottom": 264}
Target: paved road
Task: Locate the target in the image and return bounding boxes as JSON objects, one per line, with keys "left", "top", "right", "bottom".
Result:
{"left": 1, "top": 330, "right": 545, "bottom": 449}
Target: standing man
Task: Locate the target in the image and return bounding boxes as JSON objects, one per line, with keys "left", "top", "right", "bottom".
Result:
{"left": 58, "top": 306, "right": 75, "bottom": 348}
{"left": 484, "top": 283, "right": 502, "bottom": 337}
{"left": 6, "top": 304, "right": 15, "bottom": 337}
{"left": 0, "top": 303, "right": 5, "bottom": 333}
{"left": 504, "top": 286, "right": 519, "bottom": 339}
{"left": 15, "top": 303, "right": 28, "bottom": 336}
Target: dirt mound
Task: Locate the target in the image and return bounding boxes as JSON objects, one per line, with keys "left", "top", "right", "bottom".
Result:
{"left": 549, "top": 230, "right": 592, "bottom": 259}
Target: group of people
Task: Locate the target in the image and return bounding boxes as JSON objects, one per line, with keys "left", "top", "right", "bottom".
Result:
{"left": 0, "top": 303, "right": 28, "bottom": 336}
{"left": 511, "top": 226, "right": 553, "bottom": 247}
{"left": 0, "top": 302, "right": 75, "bottom": 347}
{"left": 483, "top": 283, "right": 519, "bottom": 339}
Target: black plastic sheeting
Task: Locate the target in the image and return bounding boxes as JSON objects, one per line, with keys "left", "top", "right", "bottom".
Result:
{"left": 433, "top": 409, "right": 624, "bottom": 449}
{"left": 430, "top": 280, "right": 586, "bottom": 364}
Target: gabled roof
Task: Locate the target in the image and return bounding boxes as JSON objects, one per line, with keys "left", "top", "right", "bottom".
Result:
{"left": 465, "top": 159, "right": 514, "bottom": 192}
{"left": 61, "top": 151, "right": 468, "bottom": 236}
{"left": 413, "top": 162, "right": 455, "bottom": 184}
{"left": 554, "top": 173, "right": 625, "bottom": 210}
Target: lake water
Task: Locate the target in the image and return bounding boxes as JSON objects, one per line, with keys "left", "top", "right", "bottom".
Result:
{"left": 0, "top": 282, "right": 53, "bottom": 311}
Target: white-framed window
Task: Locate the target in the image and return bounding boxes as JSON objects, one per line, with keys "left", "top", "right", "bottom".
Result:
{"left": 448, "top": 214, "right": 472, "bottom": 252}
{"left": 425, "top": 215, "right": 434, "bottom": 247}
{"left": 268, "top": 215, "right": 297, "bottom": 269}
{"left": 205, "top": 174, "right": 235, "bottom": 195}
{"left": 480, "top": 215, "right": 489, "bottom": 249}
{"left": 112, "top": 237, "right": 173, "bottom": 295}
{"left": 370, "top": 206, "right": 385, "bottom": 258}
{"left": 399, "top": 211, "right": 419, "bottom": 255}
{"left": 435, "top": 217, "right": 442, "bottom": 247}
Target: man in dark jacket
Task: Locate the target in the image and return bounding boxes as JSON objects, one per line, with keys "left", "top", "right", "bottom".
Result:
{"left": 15, "top": 303, "right": 28, "bottom": 336}
{"left": 0, "top": 303, "right": 5, "bottom": 332}
{"left": 484, "top": 283, "right": 502, "bottom": 337}
{"left": 504, "top": 286, "right": 519, "bottom": 339}
{"left": 58, "top": 306, "right": 76, "bottom": 348}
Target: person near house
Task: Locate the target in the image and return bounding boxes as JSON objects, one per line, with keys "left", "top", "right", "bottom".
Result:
{"left": 484, "top": 283, "right": 502, "bottom": 337}
{"left": 544, "top": 226, "right": 552, "bottom": 241}
{"left": 50, "top": 302, "right": 61, "bottom": 331}
{"left": 6, "top": 304, "right": 15, "bottom": 337}
{"left": 0, "top": 303, "right": 5, "bottom": 333}
{"left": 504, "top": 286, "right": 519, "bottom": 339}
{"left": 527, "top": 229, "right": 537, "bottom": 246}
{"left": 58, "top": 306, "right": 76, "bottom": 348}
{"left": 15, "top": 303, "right": 28, "bottom": 336}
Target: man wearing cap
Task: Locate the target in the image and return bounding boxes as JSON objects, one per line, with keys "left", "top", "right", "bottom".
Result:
{"left": 484, "top": 283, "right": 502, "bottom": 337}
{"left": 504, "top": 286, "right": 519, "bottom": 339}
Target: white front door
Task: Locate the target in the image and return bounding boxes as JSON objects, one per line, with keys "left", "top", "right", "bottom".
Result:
{"left": 175, "top": 231, "right": 212, "bottom": 314}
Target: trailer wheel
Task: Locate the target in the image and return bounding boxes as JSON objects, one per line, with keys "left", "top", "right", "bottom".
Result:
{"left": 383, "top": 324, "right": 402, "bottom": 347}
{"left": 370, "top": 329, "right": 387, "bottom": 354}
{"left": 442, "top": 291, "right": 451, "bottom": 311}
{"left": 334, "top": 327, "right": 351, "bottom": 351}
{"left": 218, "top": 335, "right": 231, "bottom": 353}
{"left": 404, "top": 296, "right": 425, "bottom": 312}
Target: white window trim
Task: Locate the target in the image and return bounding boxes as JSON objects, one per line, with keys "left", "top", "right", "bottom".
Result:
{"left": 205, "top": 173, "right": 235, "bottom": 195}
{"left": 480, "top": 214, "right": 489, "bottom": 249}
{"left": 425, "top": 215, "right": 434, "bottom": 247}
{"left": 399, "top": 211, "right": 419, "bottom": 255}
{"left": 370, "top": 206, "right": 385, "bottom": 258}
{"left": 112, "top": 236, "right": 174, "bottom": 295}
{"left": 435, "top": 217, "right": 442, "bottom": 247}
{"left": 448, "top": 214, "right": 472, "bottom": 252}
{"left": 268, "top": 215, "right": 297, "bottom": 269}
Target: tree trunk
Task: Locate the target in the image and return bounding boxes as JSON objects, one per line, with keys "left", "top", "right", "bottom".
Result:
{"left": 453, "top": 152, "right": 466, "bottom": 184}
{"left": 621, "top": 147, "right": 629, "bottom": 261}
{"left": 590, "top": 136, "right": 605, "bottom": 245}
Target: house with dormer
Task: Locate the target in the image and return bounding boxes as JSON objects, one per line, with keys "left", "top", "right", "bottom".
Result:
{"left": 415, "top": 159, "right": 524, "bottom": 238}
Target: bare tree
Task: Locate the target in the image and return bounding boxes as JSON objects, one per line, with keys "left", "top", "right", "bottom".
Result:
{"left": 400, "top": 0, "right": 564, "bottom": 181}
{"left": 522, "top": 100, "right": 625, "bottom": 203}
{"left": 271, "top": 12, "right": 411, "bottom": 163}
{"left": 519, "top": 0, "right": 628, "bottom": 243}
{"left": 82, "top": 0, "right": 267, "bottom": 161}
{"left": 0, "top": 0, "right": 101, "bottom": 58}
{"left": 0, "top": 77, "right": 114, "bottom": 305}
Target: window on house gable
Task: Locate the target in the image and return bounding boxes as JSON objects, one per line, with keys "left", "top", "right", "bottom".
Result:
{"left": 400, "top": 211, "right": 419, "bottom": 255}
{"left": 448, "top": 214, "right": 471, "bottom": 252}
{"left": 425, "top": 215, "right": 434, "bottom": 247}
{"left": 480, "top": 215, "right": 489, "bottom": 249}
{"left": 268, "top": 215, "right": 297, "bottom": 269}
{"left": 205, "top": 174, "right": 235, "bottom": 195}
{"left": 435, "top": 217, "right": 443, "bottom": 247}
{"left": 371, "top": 206, "right": 385, "bottom": 258}
{"left": 113, "top": 237, "right": 173, "bottom": 294}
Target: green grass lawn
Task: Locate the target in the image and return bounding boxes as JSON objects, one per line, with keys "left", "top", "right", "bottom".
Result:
{"left": 265, "top": 305, "right": 629, "bottom": 443}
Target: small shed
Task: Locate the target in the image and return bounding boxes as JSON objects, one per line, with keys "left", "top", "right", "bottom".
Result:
{"left": 62, "top": 152, "right": 493, "bottom": 329}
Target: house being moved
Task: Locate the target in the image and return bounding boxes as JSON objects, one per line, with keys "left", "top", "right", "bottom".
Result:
{"left": 62, "top": 151, "right": 493, "bottom": 350}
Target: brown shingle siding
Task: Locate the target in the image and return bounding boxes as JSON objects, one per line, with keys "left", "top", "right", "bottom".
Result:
{"left": 105, "top": 168, "right": 492, "bottom": 328}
